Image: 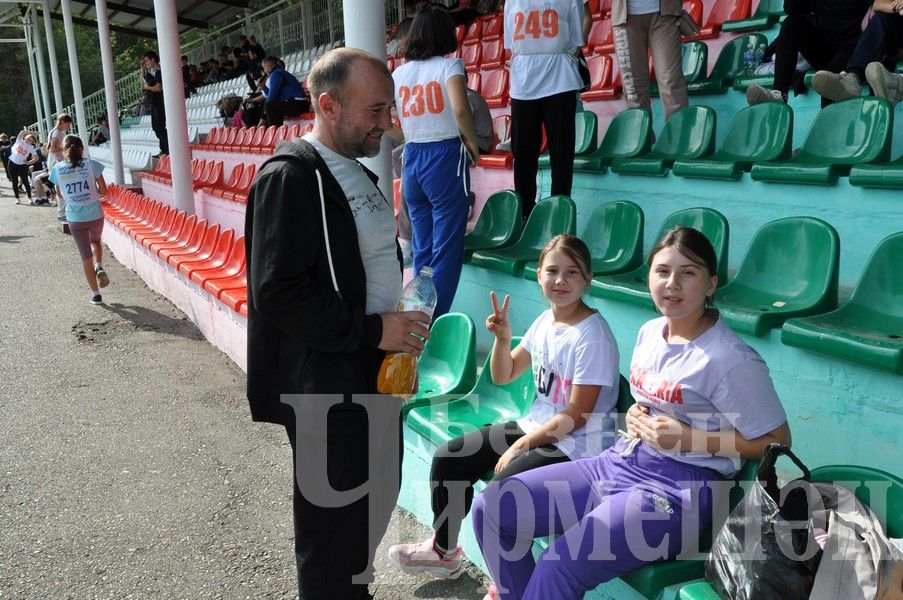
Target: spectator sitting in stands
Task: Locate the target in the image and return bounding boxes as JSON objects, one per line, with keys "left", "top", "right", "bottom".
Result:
{"left": 244, "top": 56, "right": 309, "bottom": 126}
{"left": 468, "top": 86, "right": 493, "bottom": 154}
{"left": 232, "top": 48, "right": 250, "bottom": 77}
{"left": 219, "top": 51, "right": 236, "bottom": 76}
{"left": 746, "top": 0, "right": 872, "bottom": 105}
{"left": 248, "top": 35, "right": 265, "bottom": 59}
{"left": 206, "top": 60, "right": 224, "bottom": 85}
{"left": 811, "top": 4, "right": 903, "bottom": 104}
{"left": 91, "top": 116, "right": 110, "bottom": 146}
{"left": 448, "top": 0, "right": 483, "bottom": 25}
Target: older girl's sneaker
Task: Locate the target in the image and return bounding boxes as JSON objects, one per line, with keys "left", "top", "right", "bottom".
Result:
{"left": 865, "top": 62, "right": 903, "bottom": 106}
{"left": 746, "top": 85, "right": 786, "bottom": 104}
{"left": 95, "top": 266, "right": 110, "bottom": 288}
{"left": 90, "top": 293, "right": 103, "bottom": 305}
{"left": 387, "top": 536, "right": 463, "bottom": 579}
{"left": 812, "top": 70, "right": 861, "bottom": 101}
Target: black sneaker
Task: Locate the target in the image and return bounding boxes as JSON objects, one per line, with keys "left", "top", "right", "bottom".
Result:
{"left": 90, "top": 293, "right": 104, "bottom": 305}
{"left": 95, "top": 266, "right": 110, "bottom": 288}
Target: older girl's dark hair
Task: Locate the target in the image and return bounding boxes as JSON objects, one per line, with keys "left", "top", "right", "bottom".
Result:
{"left": 649, "top": 226, "right": 719, "bottom": 312}
{"left": 538, "top": 235, "right": 593, "bottom": 282}
{"left": 403, "top": 7, "right": 458, "bottom": 60}
{"left": 63, "top": 134, "right": 84, "bottom": 166}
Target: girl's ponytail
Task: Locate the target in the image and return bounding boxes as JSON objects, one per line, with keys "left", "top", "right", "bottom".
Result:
{"left": 63, "top": 134, "right": 84, "bottom": 167}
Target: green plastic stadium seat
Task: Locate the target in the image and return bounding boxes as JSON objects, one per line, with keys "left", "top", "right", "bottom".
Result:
{"left": 406, "top": 337, "right": 535, "bottom": 447}
{"left": 751, "top": 97, "right": 893, "bottom": 185}
{"left": 402, "top": 313, "right": 478, "bottom": 416}
{"left": 573, "top": 108, "right": 653, "bottom": 173}
{"left": 673, "top": 103, "right": 793, "bottom": 180}
{"left": 591, "top": 207, "right": 729, "bottom": 308}
{"left": 731, "top": 71, "right": 774, "bottom": 92}
{"left": 523, "top": 200, "right": 644, "bottom": 280}
{"left": 651, "top": 42, "right": 708, "bottom": 96}
{"left": 470, "top": 195, "right": 577, "bottom": 276}
{"left": 718, "top": 217, "right": 839, "bottom": 337}
{"left": 611, "top": 106, "right": 716, "bottom": 176}
{"left": 463, "top": 190, "right": 522, "bottom": 261}
{"left": 687, "top": 34, "right": 768, "bottom": 94}
{"left": 721, "top": 0, "right": 784, "bottom": 31}
{"left": 781, "top": 233, "right": 903, "bottom": 374}
{"left": 849, "top": 152, "right": 903, "bottom": 188}
{"left": 678, "top": 465, "right": 902, "bottom": 600}
{"left": 538, "top": 111, "right": 599, "bottom": 167}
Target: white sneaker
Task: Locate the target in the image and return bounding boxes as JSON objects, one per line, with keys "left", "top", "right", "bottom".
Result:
{"left": 746, "top": 85, "right": 787, "bottom": 105}
{"left": 811, "top": 70, "right": 861, "bottom": 101}
{"left": 865, "top": 61, "right": 903, "bottom": 106}
{"left": 387, "top": 537, "right": 463, "bottom": 579}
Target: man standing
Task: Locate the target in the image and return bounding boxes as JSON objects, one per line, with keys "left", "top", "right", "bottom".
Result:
{"left": 140, "top": 50, "right": 169, "bottom": 156}
{"left": 245, "top": 48, "right": 430, "bottom": 599}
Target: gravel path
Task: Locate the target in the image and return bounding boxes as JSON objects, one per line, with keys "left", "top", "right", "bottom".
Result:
{"left": 0, "top": 184, "right": 488, "bottom": 600}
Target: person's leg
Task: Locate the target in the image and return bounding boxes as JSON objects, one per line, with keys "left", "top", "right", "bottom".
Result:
{"left": 649, "top": 12, "right": 689, "bottom": 119}
{"left": 266, "top": 99, "right": 285, "bottom": 126}
{"left": 541, "top": 91, "right": 577, "bottom": 199}
{"left": 616, "top": 14, "right": 653, "bottom": 112}
{"left": 773, "top": 15, "right": 837, "bottom": 93}
{"left": 521, "top": 447, "right": 719, "bottom": 600}
{"left": 493, "top": 444, "right": 570, "bottom": 482}
{"left": 152, "top": 105, "right": 169, "bottom": 154}
{"left": 510, "top": 97, "right": 543, "bottom": 220}
{"left": 10, "top": 164, "right": 21, "bottom": 199}
{"left": 70, "top": 222, "right": 100, "bottom": 292}
{"left": 472, "top": 457, "right": 600, "bottom": 599}
{"left": 403, "top": 142, "right": 434, "bottom": 277}
{"left": 89, "top": 218, "right": 110, "bottom": 288}
{"left": 418, "top": 139, "right": 470, "bottom": 318}
{"left": 847, "top": 12, "right": 903, "bottom": 80}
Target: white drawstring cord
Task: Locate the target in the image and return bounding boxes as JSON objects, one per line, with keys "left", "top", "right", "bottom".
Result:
{"left": 315, "top": 169, "right": 342, "bottom": 299}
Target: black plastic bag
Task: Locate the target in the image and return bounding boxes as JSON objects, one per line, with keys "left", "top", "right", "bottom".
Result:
{"left": 705, "top": 444, "right": 824, "bottom": 600}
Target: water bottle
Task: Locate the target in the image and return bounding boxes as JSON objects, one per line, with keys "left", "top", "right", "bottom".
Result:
{"left": 377, "top": 267, "right": 437, "bottom": 398}
{"left": 743, "top": 42, "right": 756, "bottom": 76}
{"left": 755, "top": 43, "right": 767, "bottom": 73}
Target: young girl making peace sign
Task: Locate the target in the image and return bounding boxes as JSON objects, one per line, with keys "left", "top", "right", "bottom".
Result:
{"left": 388, "top": 235, "right": 620, "bottom": 580}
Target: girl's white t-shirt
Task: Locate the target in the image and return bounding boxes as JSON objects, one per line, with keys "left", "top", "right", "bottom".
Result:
{"left": 505, "top": 0, "right": 585, "bottom": 100}
{"left": 393, "top": 56, "right": 466, "bottom": 144}
{"left": 8, "top": 140, "right": 36, "bottom": 166}
{"left": 517, "top": 309, "right": 620, "bottom": 459}
{"left": 629, "top": 316, "right": 787, "bottom": 477}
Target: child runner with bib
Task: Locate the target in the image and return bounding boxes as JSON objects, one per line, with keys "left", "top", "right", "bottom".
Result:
{"left": 49, "top": 135, "right": 110, "bottom": 305}
{"left": 472, "top": 227, "right": 792, "bottom": 600}
{"left": 392, "top": 7, "right": 482, "bottom": 319}
{"left": 388, "top": 235, "right": 620, "bottom": 581}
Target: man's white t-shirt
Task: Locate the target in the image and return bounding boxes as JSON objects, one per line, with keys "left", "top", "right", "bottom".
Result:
{"left": 8, "top": 140, "right": 36, "bottom": 166}
{"left": 505, "top": 0, "right": 585, "bottom": 100}
{"left": 629, "top": 316, "right": 787, "bottom": 477}
{"left": 304, "top": 134, "right": 402, "bottom": 316}
{"left": 517, "top": 309, "right": 620, "bottom": 459}
{"left": 393, "top": 57, "right": 466, "bottom": 143}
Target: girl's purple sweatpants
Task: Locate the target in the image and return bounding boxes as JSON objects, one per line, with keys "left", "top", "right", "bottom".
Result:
{"left": 472, "top": 439, "right": 724, "bottom": 599}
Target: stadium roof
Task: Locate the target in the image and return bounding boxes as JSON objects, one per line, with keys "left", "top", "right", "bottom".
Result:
{"left": 0, "top": 0, "right": 250, "bottom": 40}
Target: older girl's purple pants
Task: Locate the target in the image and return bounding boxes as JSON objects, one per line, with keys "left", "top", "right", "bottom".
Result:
{"left": 472, "top": 440, "right": 723, "bottom": 600}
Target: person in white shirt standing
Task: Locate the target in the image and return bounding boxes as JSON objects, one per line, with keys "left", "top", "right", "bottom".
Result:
{"left": 7, "top": 131, "right": 39, "bottom": 204}
{"left": 47, "top": 114, "right": 73, "bottom": 219}
{"left": 505, "top": 0, "right": 585, "bottom": 220}
{"left": 392, "top": 7, "right": 481, "bottom": 319}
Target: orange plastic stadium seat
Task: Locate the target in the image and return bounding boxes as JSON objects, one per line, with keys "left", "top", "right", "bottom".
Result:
{"left": 581, "top": 54, "right": 622, "bottom": 101}
{"left": 681, "top": 0, "right": 704, "bottom": 40}
{"left": 482, "top": 12, "right": 503, "bottom": 39}
{"left": 462, "top": 42, "right": 482, "bottom": 73}
{"left": 467, "top": 71, "right": 482, "bottom": 92}
{"left": 586, "top": 18, "right": 614, "bottom": 54}
{"left": 220, "top": 286, "right": 248, "bottom": 313}
{"left": 463, "top": 20, "right": 481, "bottom": 44}
{"left": 148, "top": 214, "right": 196, "bottom": 253}
{"left": 140, "top": 211, "right": 186, "bottom": 249}
{"left": 479, "top": 115, "right": 513, "bottom": 169}
{"left": 157, "top": 218, "right": 208, "bottom": 261}
{"left": 178, "top": 229, "right": 234, "bottom": 278}
{"left": 204, "top": 266, "right": 247, "bottom": 301}
{"left": 217, "top": 128, "right": 238, "bottom": 152}
{"left": 227, "top": 164, "right": 257, "bottom": 203}
{"left": 190, "top": 236, "right": 245, "bottom": 287}
{"left": 482, "top": 39, "right": 506, "bottom": 70}
{"left": 210, "top": 163, "right": 243, "bottom": 198}
{"left": 696, "top": 0, "right": 751, "bottom": 39}
{"left": 168, "top": 223, "right": 222, "bottom": 269}
{"left": 481, "top": 68, "right": 510, "bottom": 108}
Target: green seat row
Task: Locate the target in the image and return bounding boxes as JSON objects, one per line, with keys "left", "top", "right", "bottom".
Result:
{"left": 686, "top": 34, "right": 768, "bottom": 95}
{"left": 573, "top": 108, "right": 653, "bottom": 173}
{"left": 721, "top": 0, "right": 784, "bottom": 32}
{"left": 611, "top": 106, "right": 717, "bottom": 176}
{"left": 678, "top": 464, "right": 903, "bottom": 599}
{"left": 463, "top": 190, "right": 522, "bottom": 262}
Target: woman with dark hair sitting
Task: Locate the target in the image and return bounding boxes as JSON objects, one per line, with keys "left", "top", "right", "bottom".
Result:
{"left": 391, "top": 7, "right": 481, "bottom": 318}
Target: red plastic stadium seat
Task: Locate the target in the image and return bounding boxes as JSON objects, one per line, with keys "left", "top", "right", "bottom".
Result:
{"left": 580, "top": 54, "right": 621, "bottom": 100}
{"left": 227, "top": 164, "right": 257, "bottom": 204}
{"left": 455, "top": 24, "right": 466, "bottom": 45}
{"left": 481, "top": 68, "right": 510, "bottom": 108}
{"left": 168, "top": 223, "right": 222, "bottom": 269}
{"left": 204, "top": 265, "right": 246, "bottom": 301}
{"left": 482, "top": 39, "right": 505, "bottom": 70}
{"left": 191, "top": 236, "right": 245, "bottom": 287}
{"left": 462, "top": 42, "right": 482, "bottom": 73}
{"left": 253, "top": 126, "right": 276, "bottom": 155}
{"left": 157, "top": 218, "right": 208, "bottom": 261}
{"left": 681, "top": 0, "right": 704, "bottom": 39}
{"left": 178, "top": 229, "right": 234, "bottom": 278}
{"left": 696, "top": 0, "right": 750, "bottom": 38}
{"left": 148, "top": 214, "right": 196, "bottom": 253}
{"left": 481, "top": 13, "right": 503, "bottom": 39}
{"left": 586, "top": 18, "right": 614, "bottom": 55}
{"left": 467, "top": 71, "right": 482, "bottom": 92}
{"left": 463, "top": 20, "right": 481, "bottom": 44}
{"left": 478, "top": 115, "right": 513, "bottom": 169}
{"left": 220, "top": 286, "right": 248, "bottom": 313}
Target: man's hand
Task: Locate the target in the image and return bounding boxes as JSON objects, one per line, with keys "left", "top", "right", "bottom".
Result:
{"left": 378, "top": 311, "right": 431, "bottom": 355}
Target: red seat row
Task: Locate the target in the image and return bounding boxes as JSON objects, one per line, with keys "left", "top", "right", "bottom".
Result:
{"left": 193, "top": 123, "right": 308, "bottom": 155}
{"left": 103, "top": 186, "right": 249, "bottom": 317}
{"left": 203, "top": 163, "right": 258, "bottom": 204}
{"left": 144, "top": 158, "right": 225, "bottom": 190}
{"left": 477, "top": 116, "right": 548, "bottom": 170}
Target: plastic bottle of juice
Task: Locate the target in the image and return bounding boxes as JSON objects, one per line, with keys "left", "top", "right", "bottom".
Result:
{"left": 377, "top": 267, "right": 437, "bottom": 398}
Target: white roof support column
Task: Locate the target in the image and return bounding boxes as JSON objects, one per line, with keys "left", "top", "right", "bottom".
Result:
{"left": 30, "top": 5, "right": 54, "bottom": 135}
{"left": 94, "top": 0, "right": 124, "bottom": 185}
{"left": 153, "top": 0, "right": 194, "bottom": 214}
{"left": 59, "top": 0, "right": 89, "bottom": 142}
{"left": 24, "top": 10, "right": 45, "bottom": 139}
{"left": 342, "top": 0, "right": 392, "bottom": 201}
{"left": 41, "top": 0, "right": 64, "bottom": 114}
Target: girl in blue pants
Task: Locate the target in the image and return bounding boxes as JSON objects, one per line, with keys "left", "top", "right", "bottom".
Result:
{"left": 393, "top": 7, "right": 481, "bottom": 318}
{"left": 472, "top": 226, "right": 793, "bottom": 599}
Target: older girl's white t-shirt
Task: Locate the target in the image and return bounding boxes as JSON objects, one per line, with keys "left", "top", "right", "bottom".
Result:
{"left": 517, "top": 309, "right": 620, "bottom": 459}
{"left": 393, "top": 56, "right": 466, "bottom": 143}
{"left": 629, "top": 316, "right": 787, "bottom": 477}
